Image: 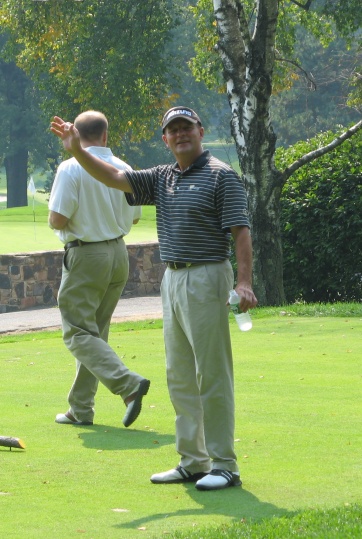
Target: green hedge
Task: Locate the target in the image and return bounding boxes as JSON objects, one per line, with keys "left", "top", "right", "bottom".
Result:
{"left": 277, "top": 128, "right": 362, "bottom": 303}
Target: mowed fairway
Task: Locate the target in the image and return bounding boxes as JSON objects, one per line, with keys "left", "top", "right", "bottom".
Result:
{"left": 0, "top": 312, "right": 361, "bottom": 538}
{"left": 0, "top": 192, "right": 158, "bottom": 254}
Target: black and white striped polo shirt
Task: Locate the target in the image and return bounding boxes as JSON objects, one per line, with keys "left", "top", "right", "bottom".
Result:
{"left": 125, "top": 150, "right": 250, "bottom": 263}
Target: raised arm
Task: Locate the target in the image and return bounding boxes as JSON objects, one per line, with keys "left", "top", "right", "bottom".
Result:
{"left": 50, "top": 116, "right": 133, "bottom": 193}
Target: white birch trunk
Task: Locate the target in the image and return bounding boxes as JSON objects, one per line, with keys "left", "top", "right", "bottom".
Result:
{"left": 213, "top": 0, "right": 284, "bottom": 305}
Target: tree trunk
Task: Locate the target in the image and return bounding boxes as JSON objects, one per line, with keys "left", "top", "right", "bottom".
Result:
{"left": 5, "top": 149, "right": 29, "bottom": 208}
{"left": 247, "top": 168, "right": 285, "bottom": 306}
{"left": 1, "top": 58, "right": 30, "bottom": 208}
{"left": 234, "top": 120, "right": 285, "bottom": 305}
{"left": 214, "top": 0, "right": 284, "bottom": 305}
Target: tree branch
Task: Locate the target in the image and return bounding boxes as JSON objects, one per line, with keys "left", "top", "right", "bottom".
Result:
{"left": 290, "top": 0, "right": 313, "bottom": 10}
{"left": 283, "top": 119, "right": 362, "bottom": 180}
{"left": 276, "top": 55, "right": 317, "bottom": 91}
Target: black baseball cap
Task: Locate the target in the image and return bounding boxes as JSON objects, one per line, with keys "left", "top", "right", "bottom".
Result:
{"left": 162, "top": 107, "right": 202, "bottom": 132}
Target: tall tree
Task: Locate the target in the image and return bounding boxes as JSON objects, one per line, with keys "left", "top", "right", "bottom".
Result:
{"left": 191, "top": 0, "right": 362, "bottom": 305}
{"left": 0, "top": 34, "right": 58, "bottom": 208}
{"left": 0, "top": 55, "right": 32, "bottom": 207}
{"left": 0, "top": 0, "right": 180, "bottom": 147}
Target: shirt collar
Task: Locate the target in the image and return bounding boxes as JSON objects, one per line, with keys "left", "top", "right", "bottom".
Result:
{"left": 171, "top": 150, "right": 211, "bottom": 174}
{"left": 85, "top": 146, "right": 112, "bottom": 156}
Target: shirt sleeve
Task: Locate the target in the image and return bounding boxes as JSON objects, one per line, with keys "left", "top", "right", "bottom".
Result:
{"left": 216, "top": 170, "right": 250, "bottom": 230}
{"left": 124, "top": 169, "right": 158, "bottom": 206}
{"left": 48, "top": 161, "right": 79, "bottom": 219}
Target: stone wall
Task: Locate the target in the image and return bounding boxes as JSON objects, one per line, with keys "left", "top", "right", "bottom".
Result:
{"left": 0, "top": 242, "right": 165, "bottom": 313}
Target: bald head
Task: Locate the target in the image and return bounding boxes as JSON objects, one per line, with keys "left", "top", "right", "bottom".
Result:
{"left": 74, "top": 111, "right": 108, "bottom": 146}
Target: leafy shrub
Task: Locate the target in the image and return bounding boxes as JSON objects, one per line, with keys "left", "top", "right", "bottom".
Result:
{"left": 277, "top": 128, "right": 362, "bottom": 303}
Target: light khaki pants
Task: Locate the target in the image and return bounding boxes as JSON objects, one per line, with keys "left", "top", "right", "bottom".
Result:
{"left": 161, "top": 260, "right": 239, "bottom": 474}
{"left": 58, "top": 239, "right": 143, "bottom": 423}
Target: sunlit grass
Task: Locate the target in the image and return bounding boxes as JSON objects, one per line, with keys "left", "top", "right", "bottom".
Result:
{"left": 0, "top": 310, "right": 361, "bottom": 538}
{"left": 0, "top": 194, "right": 157, "bottom": 252}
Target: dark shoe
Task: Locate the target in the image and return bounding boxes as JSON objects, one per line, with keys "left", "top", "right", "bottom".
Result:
{"left": 122, "top": 379, "right": 150, "bottom": 427}
{"left": 151, "top": 465, "right": 208, "bottom": 484}
{"left": 55, "top": 411, "right": 93, "bottom": 426}
{"left": 195, "top": 469, "right": 242, "bottom": 491}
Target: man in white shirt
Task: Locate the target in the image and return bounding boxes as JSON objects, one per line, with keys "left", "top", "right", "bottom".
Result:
{"left": 48, "top": 110, "right": 150, "bottom": 427}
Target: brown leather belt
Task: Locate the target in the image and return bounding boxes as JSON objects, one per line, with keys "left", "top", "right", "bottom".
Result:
{"left": 64, "top": 235, "right": 124, "bottom": 250}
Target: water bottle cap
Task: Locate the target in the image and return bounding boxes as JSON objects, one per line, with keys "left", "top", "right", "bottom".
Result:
{"left": 228, "top": 289, "right": 240, "bottom": 304}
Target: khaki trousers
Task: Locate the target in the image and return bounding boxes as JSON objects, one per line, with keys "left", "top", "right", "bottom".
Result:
{"left": 161, "top": 260, "right": 238, "bottom": 473}
{"left": 58, "top": 239, "right": 143, "bottom": 423}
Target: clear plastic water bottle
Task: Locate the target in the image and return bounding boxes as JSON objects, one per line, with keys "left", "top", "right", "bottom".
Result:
{"left": 228, "top": 290, "right": 252, "bottom": 332}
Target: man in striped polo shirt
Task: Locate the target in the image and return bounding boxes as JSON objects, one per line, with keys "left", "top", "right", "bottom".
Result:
{"left": 51, "top": 107, "right": 258, "bottom": 491}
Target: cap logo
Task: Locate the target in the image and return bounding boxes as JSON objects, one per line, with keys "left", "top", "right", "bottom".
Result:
{"left": 166, "top": 109, "right": 192, "bottom": 121}
{"left": 162, "top": 106, "right": 201, "bottom": 130}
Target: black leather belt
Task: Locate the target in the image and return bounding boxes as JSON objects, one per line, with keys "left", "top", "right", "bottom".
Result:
{"left": 166, "top": 260, "right": 225, "bottom": 270}
{"left": 64, "top": 235, "right": 124, "bottom": 250}
{"left": 166, "top": 261, "right": 202, "bottom": 270}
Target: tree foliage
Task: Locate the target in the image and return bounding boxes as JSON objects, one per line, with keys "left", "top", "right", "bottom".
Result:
{"left": 278, "top": 129, "right": 362, "bottom": 303}
{"left": 321, "top": 0, "right": 362, "bottom": 37}
{"left": 0, "top": 0, "right": 179, "bottom": 146}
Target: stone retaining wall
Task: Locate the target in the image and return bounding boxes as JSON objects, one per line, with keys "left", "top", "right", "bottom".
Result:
{"left": 0, "top": 242, "right": 165, "bottom": 313}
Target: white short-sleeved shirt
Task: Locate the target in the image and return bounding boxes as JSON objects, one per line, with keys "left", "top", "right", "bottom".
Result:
{"left": 49, "top": 146, "right": 141, "bottom": 244}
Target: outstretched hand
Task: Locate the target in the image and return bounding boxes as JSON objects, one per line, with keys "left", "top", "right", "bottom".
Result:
{"left": 50, "top": 116, "right": 81, "bottom": 154}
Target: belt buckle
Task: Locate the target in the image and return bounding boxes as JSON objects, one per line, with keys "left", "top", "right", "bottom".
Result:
{"left": 185, "top": 262, "right": 192, "bottom": 268}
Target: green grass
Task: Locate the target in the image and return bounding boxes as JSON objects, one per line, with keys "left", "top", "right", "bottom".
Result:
{"left": 203, "top": 140, "right": 240, "bottom": 173}
{"left": 0, "top": 193, "right": 157, "bottom": 253}
{"left": 171, "top": 504, "right": 362, "bottom": 538}
{"left": 1, "top": 307, "right": 361, "bottom": 538}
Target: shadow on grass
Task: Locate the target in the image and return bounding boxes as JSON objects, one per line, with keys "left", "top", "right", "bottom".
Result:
{"left": 74, "top": 424, "right": 174, "bottom": 451}
{"left": 113, "top": 482, "right": 294, "bottom": 530}
{"left": 73, "top": 427, "right": 294, "bottom": 526}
